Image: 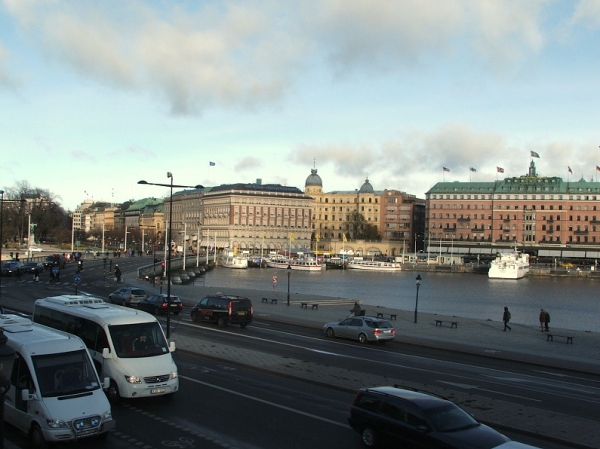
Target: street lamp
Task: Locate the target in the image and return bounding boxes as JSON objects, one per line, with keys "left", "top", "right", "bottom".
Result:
{"left": 287, "top": 264, "right": 292, "bottom": 306}
{"left": 0, "top": 190, "right": 4, "bottom": 303}
{"left": 0, "top": 327, "right": 16, "bottom": 449}
{"left": 138, "top": 174, "right": 203, "bottom": 339}
{"left": 414, "top": 274, "right": 422, "bottom": 324}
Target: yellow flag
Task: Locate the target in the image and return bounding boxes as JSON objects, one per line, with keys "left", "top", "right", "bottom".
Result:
{"left": 289, "top": 233, "right": 295, "bottom": 241}
{"left": 316, "top": 233, "right": 320, "bottom": 242}
{"left": 343, "top": 233, "right": 347, "bottom": 242}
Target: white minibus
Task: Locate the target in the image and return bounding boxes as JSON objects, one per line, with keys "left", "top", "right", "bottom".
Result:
{"left": 1, "top": 314, "right": 114, "bottom": 448}
{"left": 33, "top": 295, "right": 179, "bottom": 401}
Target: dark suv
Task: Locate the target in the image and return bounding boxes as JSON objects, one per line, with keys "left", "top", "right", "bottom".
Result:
{"left": 190, "top": 294, "right": 253, "bottom": 328}
{"left": 348, "top": 386, "right": 509, "bottom": 448}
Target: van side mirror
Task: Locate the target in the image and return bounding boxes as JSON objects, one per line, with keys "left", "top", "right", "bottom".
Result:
{"left": 21, "top": 389, "right": 36, "bottom": 401}
{"left": 102, "top": 348, "right": 111, "bottom": 359}
{"left": 169, "top": 341, "right": 176, "bottom": 352}
{"left": 103, "top": 377, "right": 110, "bottom": 390}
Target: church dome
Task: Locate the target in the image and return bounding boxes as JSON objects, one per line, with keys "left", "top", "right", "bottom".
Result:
{"left": 359, "top": 177, "right": 374, "bottom": 194}
{"left": 305, "top": 168, "right": 323, "bottom": 187}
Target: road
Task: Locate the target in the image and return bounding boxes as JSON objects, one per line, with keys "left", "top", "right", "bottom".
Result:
{"left": 0, "top": 254, "right": 587, "bottom": 448}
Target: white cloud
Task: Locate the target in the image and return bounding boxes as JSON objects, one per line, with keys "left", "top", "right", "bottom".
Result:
{"left": 1, "top": 0, "right": 564, "bottom": 113}
{"left": 568, "top": 0, "right": 600, "bottom": 28}
{"left": 234, "top": 156, "right": 263, "bottom": 172}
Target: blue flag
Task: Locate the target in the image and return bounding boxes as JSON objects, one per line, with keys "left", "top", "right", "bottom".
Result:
{"left": 209, "top": 162, "right": 216, "bottom": 166}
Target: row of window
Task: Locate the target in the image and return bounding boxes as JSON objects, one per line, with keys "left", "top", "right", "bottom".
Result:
{"left": 429, "top": 194, "right": 599, "bottom": 201}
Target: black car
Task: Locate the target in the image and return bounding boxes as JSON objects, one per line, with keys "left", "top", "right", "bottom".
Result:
{"left": 43, "top": 255, "right": 61, "bottom": 268}
{"left": 138, "top": 294, "right": 183, "bottom": 315}
{"left": 22, "top": 262, "right": 45, "bottom": 274}
{"left": 348, "top": 386, "right": 510, "bottom": 448}
{"left": 1, "top": 261, "right": 24, "bottom": 277}
{"left": 190, "top": 294, "right": 253, "bottom": 328}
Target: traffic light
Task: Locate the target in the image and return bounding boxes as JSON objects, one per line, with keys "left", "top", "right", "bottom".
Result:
{"left": 9, "top": 252, "right": 13, "bottom": 258}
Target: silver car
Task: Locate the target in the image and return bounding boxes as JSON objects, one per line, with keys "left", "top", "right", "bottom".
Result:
{"left": 108, "top": 287, "right": 146, "bottom": 307}
{"left": 324, "top": 316, "right": 395, "bottom": 343}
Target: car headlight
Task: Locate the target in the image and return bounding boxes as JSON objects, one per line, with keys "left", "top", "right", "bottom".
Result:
{"left": 172, "top": 371, "right": 178, "bottom": 379}
{"left": 103, "top": 410, "right": 112, "bottom": 421}
{"left": 124, "top": 375, "right": 142, "bottom": 384}
{"left": 46, "top": 419, "right": 68, "bottom": 428}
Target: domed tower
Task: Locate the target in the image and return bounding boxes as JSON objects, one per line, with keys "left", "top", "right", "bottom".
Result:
{"left": 305, "top": 168, "right": 323, "bottom": 196}
{"left": 358, "top": 177, "right": 374, "bottom": 194}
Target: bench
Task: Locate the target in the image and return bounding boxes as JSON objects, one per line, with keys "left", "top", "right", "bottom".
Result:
{"left": 271, "top": 298, "right": 277, "bottom": 305}
{"left": 301, "top": 302, "right": 318, "bottom": 310}
{"left": 376, "top": 313, "right": 397, "bottom": 320}
{"left": 262, "top": 297, "right": 268, "bottom": 303}
{"left": 546, "top": 334, "right": 573, "bottom": 344}
{"left": 435, "top": 320, "right": 458, "bottom": 329}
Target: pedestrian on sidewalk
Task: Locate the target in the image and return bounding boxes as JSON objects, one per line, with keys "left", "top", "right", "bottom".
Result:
{"left": 544, "top": 309, "right": 550, "bottom": 332}
{"left": 539, "top": 308, "right": 546, "bottom": 332}
{"left": 350, "top": 302, "right": 362, "bottom": 316}
{"left": 503, "top": 306, "right": 512, "bottom": 331}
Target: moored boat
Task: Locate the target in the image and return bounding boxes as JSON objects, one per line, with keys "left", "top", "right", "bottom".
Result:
{"left": 347, "top": 259, "right": 402, "bottom": 272}
{"left": 221, "top": 252, "right": 248, "bottom": 269}
{"left": 488, "top": 252, "right": 530, "bottom": 279}
{"left": 325, "top": 257, "right": 346, "bottom": 269}
{"left": 266, "top": 257, "right": 322, "bottom": 271}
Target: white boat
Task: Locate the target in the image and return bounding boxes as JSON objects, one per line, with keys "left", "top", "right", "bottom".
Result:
{"left": 488, "top": 252, "right": 530, "bottom": 279}
{"left": 266, "top": 257, "right": 322, "bottom": 271}
{"left": 221, "top": 252, "right": 248, "bottom": 269}
{"left": 347, "top": 260, "right": 402, "bottom": 272}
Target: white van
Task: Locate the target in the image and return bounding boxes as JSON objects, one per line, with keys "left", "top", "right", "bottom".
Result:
{"left": 33, "top": 295, "right": 179, "bottom": 401}
{"left": 1, "top": 314, "right": 114, "bottom": 448}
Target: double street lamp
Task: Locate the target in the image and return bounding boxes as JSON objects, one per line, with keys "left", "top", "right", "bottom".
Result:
{"left": 138, "top": 174, "right": 203, "bottom": 339}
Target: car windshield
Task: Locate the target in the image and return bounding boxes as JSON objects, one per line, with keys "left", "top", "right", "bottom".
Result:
{"left": 32, "top": 349, "right": 100, "bottom": 398}
{"left": 108, "top": 322, "right": 169, "bottom": 358}
{"left": 131, "top": 289, "right": 145, "bottom": 296}
{"left": 424, "top": 403, "right": 480, "bottom": 432}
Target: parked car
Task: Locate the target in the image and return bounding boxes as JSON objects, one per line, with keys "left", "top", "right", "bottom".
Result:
{"left": 22, "top": 261, "right": 45, "bottom": 274}
{"left": 324, "top": 316, "right": 395, "bottom": 344}
{"left": 1, "top": 261, "right": 24, "bottom": 277}
{"left": 138, "top": 294, "right": 183, "bottom": 315}
{"left": 108, "top": 287, "right": 146, "bottom": 307}
{"left": 27, "top": 246, "right": 44, "bottom": 253}
{"left": 348, "top": 386, "right": 510, "bottom": 448}
{"left": 190, "top": 294, "right": 253, "bottom": 327}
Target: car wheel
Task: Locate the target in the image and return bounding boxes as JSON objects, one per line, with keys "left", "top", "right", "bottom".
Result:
{"left": 30, "top": 423, "right": 49, "bottom": 449}
{"left": 154, "top": 307, "right": 160, "bottom": 315}
{"left": 191, "top": 312, "right": 198, "bottom": 322}
{"left": 326, "top": 327, "right": 335, "bottom": 338}
{"left": 217, "top": 316, "right": 226, "bottom": 328}
{"left": 358, "top": 333, "right": 368, "bottom": 344}
{"left": 361, "top": 426, "right": 377, "bottom": 448}
{"left": 122, "top": 300, "right": 127, "bottom": 307}
{"left": 106, "top": 381, "right": 121, "bottom": 404}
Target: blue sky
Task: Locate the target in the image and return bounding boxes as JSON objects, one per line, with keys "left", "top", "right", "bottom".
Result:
{"left": 1, "top": 0, "right": 600, "bottom": 210}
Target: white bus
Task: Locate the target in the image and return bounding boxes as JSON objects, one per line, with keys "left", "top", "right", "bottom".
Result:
{"left": 33, "top": 295, "right": 179, "bottom": 402}
{"left": 1, "top": 314, "right": 114, "bottom": 447}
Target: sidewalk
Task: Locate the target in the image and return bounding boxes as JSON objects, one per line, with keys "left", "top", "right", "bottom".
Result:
{"left": 152, "top": 279, "right": 600, "bottom": 449}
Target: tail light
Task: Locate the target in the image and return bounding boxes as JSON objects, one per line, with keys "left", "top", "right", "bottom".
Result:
{"left": 250, "top": 305, "right": 254, "bottom": 316}
{"left": 228, "top": 302, "right": 232, "bottom": 316}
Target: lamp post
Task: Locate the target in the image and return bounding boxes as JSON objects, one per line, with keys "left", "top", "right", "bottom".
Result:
{"left": 138, "top": 175, "right": 203, "bottom": 339}
{"left": 0, "top": 190, "right": 4, "bottom": 303}
{"left": 0, "top": 327, "right": 16, "bottom": 449}
{"left": 414, "top": 274, "right": 422, "bottom": 324}
{"left": 287, "top": 264, "right": 292, "bottom": 306}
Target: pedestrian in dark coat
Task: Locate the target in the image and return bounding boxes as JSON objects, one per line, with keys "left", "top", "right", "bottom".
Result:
{"left": 544, "top": 310, "right": 550, "bottom": 332}
{"left": 503, "top": 306, "right": 512, "bottom": 331}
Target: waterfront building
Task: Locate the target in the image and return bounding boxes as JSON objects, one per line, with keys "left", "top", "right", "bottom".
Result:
{"left": 426, "top": 161, "right": 600, "bottom": 260}
{"left": 305, "top": 167, "right": 425, "bottom": 256}
{"left": 165, "top": 181, "right": 313, "bottom": 254}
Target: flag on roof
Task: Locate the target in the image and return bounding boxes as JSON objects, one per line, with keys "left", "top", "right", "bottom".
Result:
{"left": 530, "top": 151, "right": 540, "bottom": 158}
{"left": 497, "top": 167, "right": 504, "bottom": 173}
{"left": 596, "top": 166, "right": 600, "bottom": 172}
{"left": 443, "top": 167, "right": 450, "bottom": 172}
{"left": 469, "top": 167, "right": 476, "bottom": 172}
{"left": 568, "top": 166, "right": 573, "bottom": 174}
{"left": 209, "top": 162, "right": 216, "bottom": 166}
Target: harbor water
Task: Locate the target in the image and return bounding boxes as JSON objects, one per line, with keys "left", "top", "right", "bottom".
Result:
{"left": 199, "top": 267, "right": 600, "bottom": 333}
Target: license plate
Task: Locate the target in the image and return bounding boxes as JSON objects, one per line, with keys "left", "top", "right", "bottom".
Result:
{"left": 151, "top": 388, "right": 166, "bottom": 394}
{"left": 238, "top": 312, "right": 246, "bottom": 315}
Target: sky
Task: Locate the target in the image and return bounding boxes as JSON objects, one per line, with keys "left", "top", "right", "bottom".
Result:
{"left": 1, "top": 0, "right": 600, "bottom": 211}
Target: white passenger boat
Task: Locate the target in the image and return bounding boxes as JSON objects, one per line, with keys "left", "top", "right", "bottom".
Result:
{"left": 266, "top": 257, "right": 322, "bottom": 271}
{"left": 488, "top": 252, "right": 530, "bottom": 279}
{"left": 347, "top": 260, "right": 402, "bottom": 272}
{"left": 221, "top": 253, "right": 248, "bottom": 269}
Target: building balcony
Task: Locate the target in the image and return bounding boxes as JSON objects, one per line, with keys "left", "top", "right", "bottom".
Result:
{"left": 574, "top": 230, "right": 589, "bottom": 235}
{"left": 457, "top": 217, "right": 471, "bottom": 222}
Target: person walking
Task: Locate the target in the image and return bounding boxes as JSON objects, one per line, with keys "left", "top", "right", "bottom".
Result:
{"left": 539, "top": 309, "right": 546, "bottom": 332}
{"left": 502, "top": 306, "right": 512, "bottom": 331}
{"left": 350, "top": 301, "right": 362, "bottom": 316}
{"left": 544, "top": 309, "right": 550, "bottom": 332}
{"left": 114, "top": 265, "right": 121, "bottom": 283}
